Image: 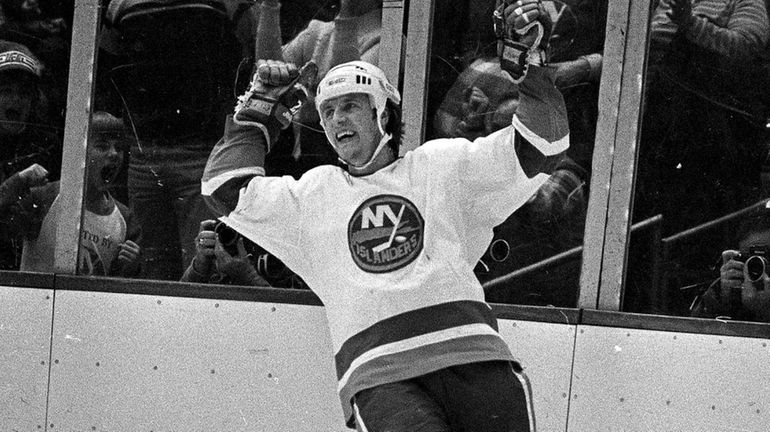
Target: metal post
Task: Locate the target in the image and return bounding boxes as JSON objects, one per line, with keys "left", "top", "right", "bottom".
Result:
{"left": 54, "top": 0, "right": 101, "bottom": 273}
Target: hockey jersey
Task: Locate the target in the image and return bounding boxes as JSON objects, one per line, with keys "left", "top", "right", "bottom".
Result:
{"left": 208, "top": 112, "right": 568, "bottom": 424}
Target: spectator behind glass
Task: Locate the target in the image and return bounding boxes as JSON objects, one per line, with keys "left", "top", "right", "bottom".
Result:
{"left": 0, "top": 0, "right": 71, "bottom": 128}
{"left": 435, "top": 58, "right": 594, "bottom": 306}
{"left": 0, "top": 40, "right": 61, "bottom": 270}
{"left": 636, "top": 0, "right": 770, "bottom": 232}
{"left": 433, "top": 57, "right": 520, "bottom": 142}
{"left": 0, "top": 111, "right": 142, "bottom": 277}
{"left": 225, "top": 0, "right": 339, "bottom": 67}
{"left": 253, "top": 0, "right": 382, "bottom": 176}
{"left": 180, "top": 219, "right": 268, "bottom": 286}
{"left": 97, "top": 0, "right": 243, "bottom": 280}
{"left": 434, "top": 54, "right": 601, "bottom": 141}
{"left": 627, "top": 0, "right": 770, "bottom": 313}
{"left": 691, "top": 208, "right": 770, "bottom": 322}
{"left": 427, "top": 0, "right": 607, "bottom": 170}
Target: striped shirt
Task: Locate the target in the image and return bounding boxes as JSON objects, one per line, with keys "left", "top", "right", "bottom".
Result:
{"left": 651, "top": 0, "right": 769, "bottom": 61}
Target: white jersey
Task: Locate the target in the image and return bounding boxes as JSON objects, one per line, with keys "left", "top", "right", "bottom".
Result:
{"left": 217, "top": 116, "right": 568, "bottom": 423}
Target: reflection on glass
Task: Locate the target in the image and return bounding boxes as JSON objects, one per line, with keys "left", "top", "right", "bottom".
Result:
{"left": 96, "top": 0, "right": 242, "bottom": 280}
{"left": 629, "top": 0, "right": 770, "bottom": 322}
{"left": 427, "top": 0, "right": 607, "bottom": 307}
{"left": 92, "top": 0, "right": 338, "bottom": 287}
{"left": 0, "top": 0, "right": 72, "bottom": 272}
{"left": 255, "top": 0, "right": 383, "bottom": 177}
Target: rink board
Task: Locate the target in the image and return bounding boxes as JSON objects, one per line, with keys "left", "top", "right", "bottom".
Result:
{"left": 46, "top": 289, "right": 345, "bottom": 432}
{"left": 568, "top": 324, "right": 770, "bottom": 432}
{"left": 0, "top": 285, "right": 54, "bottom": 432}
{"left": 3, "top": 282, "right": 769, "bottom": 431}
{"left": 43, "top": 289, "right": 575, "bottom": 432}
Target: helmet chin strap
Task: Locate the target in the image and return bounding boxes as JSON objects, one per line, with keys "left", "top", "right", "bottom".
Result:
{"left": 343, "top": 132, "right": 392, "bottom": 170}
{"left": 326, "top": 130, "right": 393, "bottom": 170}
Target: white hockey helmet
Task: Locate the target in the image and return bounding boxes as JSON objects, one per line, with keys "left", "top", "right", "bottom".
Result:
{"left": 315, "top": 61, "right": 401, "bottom": 136}
{"left": 315, "top": 61, "right": 401, "bottom": 170}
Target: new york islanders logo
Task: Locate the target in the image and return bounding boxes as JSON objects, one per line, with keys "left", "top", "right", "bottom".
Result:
{"left": 348, "top": 195, "right": 424, "bottom": 273}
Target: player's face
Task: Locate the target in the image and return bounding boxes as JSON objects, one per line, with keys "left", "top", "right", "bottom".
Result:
{"left": 0, "top": 74, "right": 35, "bottom": 137}
{"left": 86, "top": 132, "right": 125, "bottom": 192}
{"left": 319, "top": 93, "right": 383, "bottom": 167}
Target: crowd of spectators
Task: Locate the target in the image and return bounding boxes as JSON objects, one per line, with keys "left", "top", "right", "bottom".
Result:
{"left": 0, "top": 0, "right": 335, "bottom": 286}
{"left": 428, "top": 0, "right": 606, "bottom": 307}
{"left": 628, "top": 0, "right": 770, "bottom": 317}
{"left": 1, "top": 0, "right": 769, "bottom": 322}
{"left": 0, "top": 0, "right": 69, "bottom": 270}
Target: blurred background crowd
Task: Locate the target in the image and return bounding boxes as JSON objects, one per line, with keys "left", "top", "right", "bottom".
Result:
{"left": 2, "top": 0, "right": 769, "bottom": 323}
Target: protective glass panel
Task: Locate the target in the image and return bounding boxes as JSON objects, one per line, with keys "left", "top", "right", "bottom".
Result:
{"left": 628, "top": 0, "right": 770, "bottom": 323}
{"left": 0, "top": 2, "right": 72, "bottom": 272}
{"left": 427, "top": 0, "right": 607, "bottom": 307}
{"left": 90, "top": 0, "right": 344, "bottom": 286}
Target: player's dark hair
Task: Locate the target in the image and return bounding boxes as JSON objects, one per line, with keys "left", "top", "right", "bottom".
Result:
{"left": 383, "top": 100, "right": 404, "bottom": 158}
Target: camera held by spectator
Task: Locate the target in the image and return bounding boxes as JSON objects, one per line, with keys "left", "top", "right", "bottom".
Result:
{"left": 215, "top": 221, "right": 304, "bottom": 287}
{"left": 691, "top": 209, "right": 770, "bottom": 322}
{"left": 214, "top": 221, "right": 240, "bottom": 257}
{"left": 181, "top": 219, "right": 267, "bottom": 286}
{"left": 735, "top": 245, "right": 769, "bottom": 289}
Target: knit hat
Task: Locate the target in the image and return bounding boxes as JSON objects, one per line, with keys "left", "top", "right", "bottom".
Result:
{"left": 106, "top": 0, "right": 227, "bottom": 26}
{"left": 0, "top": 41, "right": 42, "bottom": 77}
{"left": 90, "top": 111, "right": 126, "bottom": 134}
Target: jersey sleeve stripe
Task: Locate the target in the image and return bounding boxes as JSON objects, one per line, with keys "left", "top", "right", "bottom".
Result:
{"left": 201, "top": 167, "right": 264, "bottom": 196}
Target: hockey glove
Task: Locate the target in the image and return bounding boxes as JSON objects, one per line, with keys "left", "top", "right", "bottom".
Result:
{"left": 234, "top": 60, "right": 318, "bottom": 144}
{"left": 494, "top": 0, "right": 552, "bottom": 83}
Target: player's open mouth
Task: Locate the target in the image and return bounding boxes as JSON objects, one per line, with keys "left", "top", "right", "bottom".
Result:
{"left": 336, "top": 131, "right": 355, "bottom": 142}
{"left": 101, "top": 165, "right": 118, "bottom": 184}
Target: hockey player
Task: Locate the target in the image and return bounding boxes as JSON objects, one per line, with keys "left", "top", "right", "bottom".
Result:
{"left": 202, "top": 1, "right": 566, "bottom": 430}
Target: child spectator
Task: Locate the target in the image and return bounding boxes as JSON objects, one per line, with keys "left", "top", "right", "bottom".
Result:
{"left": 0, "top": 111, "right": 141, "bottom": 276}
{"left": 97, "top": 0, "right": 242, "bottom": 280}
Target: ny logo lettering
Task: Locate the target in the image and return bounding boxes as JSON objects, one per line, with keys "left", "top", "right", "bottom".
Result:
{"left": 360, "top": 204, "right": 405, "bottom": 229}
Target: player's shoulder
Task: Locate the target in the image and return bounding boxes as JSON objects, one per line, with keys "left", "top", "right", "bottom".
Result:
{"left": 408, "top": 135, "right": 488, "bottom": 161}
{"left": 293, "top": 164, "right": 348, "bottom": 191}
{"left": 412, "top": 136, "right": 466, "bottom": 156}
{"left": 391, "top": 137, "right": 470, "bottom": 175}
{"left": 301, "top": 164, "right": 345, "bottom": 180}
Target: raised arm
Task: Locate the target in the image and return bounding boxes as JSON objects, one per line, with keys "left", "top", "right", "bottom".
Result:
{"left": 683, "top": 0, "right": 768, "bottom": 60}
{"left": 496, "top": 0, "right": 569, "bottom": 175}
{"left": 322, "top": 0, "right": 367, "bottom": 69}
{"left": 0, "top": 163, "right": 49, "bottom": 211}
{"left": 201, "top": 60, "right": 317, "bottom": 215}
{"left": 254, "top": 0, "right": 283, "bottom": 61}
{"left": 652, "top": 0, "right": 769, "bottom": 61}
